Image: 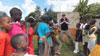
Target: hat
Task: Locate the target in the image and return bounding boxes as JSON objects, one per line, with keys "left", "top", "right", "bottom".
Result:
{"left": 62, "top": 14, "right": 65, "bottom": 16}
{"left": 82, "top": 17, "right": 87, "bottom": 21}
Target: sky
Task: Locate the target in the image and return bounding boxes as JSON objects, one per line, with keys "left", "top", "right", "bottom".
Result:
{"left": 0, "top": 0, "right": 100, "bottom": 20}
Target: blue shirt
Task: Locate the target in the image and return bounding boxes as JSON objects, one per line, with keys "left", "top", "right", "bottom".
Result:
{"left": 37, "top": 22, "right": 50, "bottom": 43}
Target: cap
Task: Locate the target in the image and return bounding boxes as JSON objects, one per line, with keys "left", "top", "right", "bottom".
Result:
{"left": 62, "top": 14, "right": 65, "bottom": 16}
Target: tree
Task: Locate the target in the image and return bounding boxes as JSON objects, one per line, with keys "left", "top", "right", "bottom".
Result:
{"left": 44, "top": 5, "right": 57, "bottom": 21}
{"left": 74, "top": 0, "right": 100, "bottom": 19}
{"left": 73, "top": 0, "right": 89, "bottom": 19}
{"left": 86, "top": 3, "right": 100, "bottom": 18}
{"left": 25, "top": 6, "right": 41, "bottom": 27}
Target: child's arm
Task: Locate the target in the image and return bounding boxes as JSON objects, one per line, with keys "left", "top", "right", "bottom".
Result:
{"left": 40, "top": 37, "right": 48, "bottom": 56}
{"left": 89, "top": 29, "right": 95, "bottom": 35}
{"left": 25, "top": 22, "right": 30, "bottom": 37}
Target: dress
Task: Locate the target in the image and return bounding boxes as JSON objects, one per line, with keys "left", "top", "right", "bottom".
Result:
{"left": 0, "top": 32, "right": 13, "bottom": 56}
{"left": 75, "top": 29, "right": 82, "bottom": 42}
{"left": 22, "top": 25, "right": 35, "bottom": 55}
{"left": 89, "top": 29, "right": 100, "bottom": 56}
{"left": 88, "top": 26, "right": 97, "bottom": 51}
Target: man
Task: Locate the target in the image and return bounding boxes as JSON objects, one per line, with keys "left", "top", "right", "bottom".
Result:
{"left": 59, "top": 14, "right": 74, "bottom": 46}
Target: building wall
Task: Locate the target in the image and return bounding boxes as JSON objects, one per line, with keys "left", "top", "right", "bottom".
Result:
{"left": 57, "top": 12, "right": 80, "bottom": 28}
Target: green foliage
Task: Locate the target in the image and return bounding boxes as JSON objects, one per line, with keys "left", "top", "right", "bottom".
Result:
{"left": 73, "top": 0, "right": 89, "bottom": 19}
{"left": 25, "top": 6, "right": 41, "bottom": 27}
{"left": 87, "top": 3, "right": 100, "bottom": 18}
{"left": 44, "top": 6, "right": 57, "bottom": 21}
{"left": 74, "top": 0, "right": 100, "bottom": 19}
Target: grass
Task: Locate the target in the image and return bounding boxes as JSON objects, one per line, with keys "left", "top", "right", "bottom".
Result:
{"left": 33, "top": 36, "right": 83, "bottom": 56}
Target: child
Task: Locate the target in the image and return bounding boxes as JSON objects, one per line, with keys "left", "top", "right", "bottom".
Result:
{"left": 21, "top": 18, "right": 35, "bottom": 55}
{"left": 10, "top": 34, "right": 36, "bottom": 56}
{"left": 88, "top": 19, "right": 97, "bottom": 52}
{"left": 0, "top": 16, "right": 13, "bottom": 56}
{"left": 53, "top": 19, "right": 62, "bottom": 55}
{"left": 83, "top": 24, "right": 90, "bottom": 56}
{"left": 37, "top": 15, "right": 50, "bottom": 56}
{"left": 9, "top": 7, "right": 33, "bottom": 55}
{"left": 73, "top": 23, "right": 82, "bottom": 54}
{"left": 89, "top": 22, "right": 100, "bottom": 56}
{"left": 48, "top": 22, "right": 55, "bottom": 56}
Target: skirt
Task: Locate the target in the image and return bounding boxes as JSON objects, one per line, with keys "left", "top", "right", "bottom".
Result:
{"left": 89, "top": 44, "right": 100, "bottom": 56}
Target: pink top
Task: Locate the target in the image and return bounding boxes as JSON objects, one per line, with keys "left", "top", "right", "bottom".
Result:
{"left": 9, "top": 22, "right": 28, "bottom": 38}
{"left": 9, "top": 22, "right": 29, "bottom": 53}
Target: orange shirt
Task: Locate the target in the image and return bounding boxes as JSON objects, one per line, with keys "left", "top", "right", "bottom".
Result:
{"left": 0, "top": 32, "right": 13, "bottom": 56}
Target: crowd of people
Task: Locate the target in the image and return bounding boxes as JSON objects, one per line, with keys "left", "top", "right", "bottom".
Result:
{"left": 0, "top": 7, "right": 100, "bottom": 56}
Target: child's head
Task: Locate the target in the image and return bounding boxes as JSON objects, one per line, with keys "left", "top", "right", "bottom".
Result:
{"left": 90, "top": 19, "right": 96, "bottom": 25}
{"left": 48, "top": 22, "right": 53, "bottom": 27}
{"left": 27, "top": 17, "right": 34, "bottom": 23}
{"left": 10, "top": 34, "right": 28, "bottom": 51}
{"left": 76, "top": 23, "right": 81, "bottom": 28}
{"left": 53, "top": 19, "right": 58, "bottom": 24}
{"left": 41, "top": 15, "right": 50, "bottom": 24}
{"left": 85, "top": 24, "right": 90, "bottom": 30}
{"left": 0, "top": 11, "right": 7, "bottom": 16}
{"left": 0, "top": 16, "right": 12, "bottom": 31}
{"left": 10, "top": 7, "right": 22, "bottom": 22}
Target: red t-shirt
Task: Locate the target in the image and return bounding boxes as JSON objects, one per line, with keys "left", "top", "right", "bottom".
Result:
{"left": 0, "top": 32, "right": 13, "bottom": 56}
{"left": 22, "top": 26, "right": 35, "bottom": 55}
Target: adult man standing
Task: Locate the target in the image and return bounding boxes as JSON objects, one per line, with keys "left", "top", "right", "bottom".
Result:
{"left": 59, "top": 14, "right": 74, "bottom": 46}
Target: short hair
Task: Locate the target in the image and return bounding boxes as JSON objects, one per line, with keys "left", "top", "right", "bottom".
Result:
{"left": 53, "top": 19, "right": 57, "bottom": 24}
{"left": 0, "top": 11, "right": 7, "bottom": 16}
{"left": 10, "top": 34, "right": 27, "bottom": 49}
{"left": 27, "top": 17, "right": 34, "bottom": 23}
{"left": 85, "top": 24, "right": 90, "bottom": 30}
{"left": 41, "top": 15, "right": 50, "bottom": 24}
{"left": 76, "top": 23, "right": 81, "bottom": 28}
{"left": 0, "top": 16, "right": 9, "bottom": 23}
{"left": 10, "top": 7, "right": 22, "bottom": 17}
{"left": 90, "top": 19, "right": 96, "bottom": 25}
{"left": 48, "top": 22, "right": 53, "bottom": 27}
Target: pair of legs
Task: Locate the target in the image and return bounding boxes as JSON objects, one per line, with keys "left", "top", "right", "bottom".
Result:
{"left": 39, "top": 43, "right": 50, "bottom": 56}
{"left": 59, "top": 30, "right": 74, "bottom": 46}
{"left": 51, "top": 36, "right": 62, "bottom": 56}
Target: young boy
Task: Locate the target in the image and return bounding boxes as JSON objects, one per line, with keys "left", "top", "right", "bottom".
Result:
{"left": 88, "top": 19, "right": 97, "bottom": 52}
{"left": 0, "top": 16, "right": 13, "bottom": 56}
{"left": 37, "top": 15, "right": 50, "bottom": 56}
{"left": 10, "top": 34, "right": 36, "bottom": 56}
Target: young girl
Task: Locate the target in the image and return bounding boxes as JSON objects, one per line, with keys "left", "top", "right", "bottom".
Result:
{"left": 10, "top": 34, "right": 37, "bottom": 56}
{"left": 9, "top": 7, "right": 34, "bottom": 55}
{"left": 73, "top": 22, "right": 82, "bottom": 54}
{"left": 0, "top": 16, "right": 13, "bottom": 56}
{"left": 89, "top": 22, "right": 100, "bottom": 56}
{"left": 88, "top": 19, "right": 97, "bottom": 52}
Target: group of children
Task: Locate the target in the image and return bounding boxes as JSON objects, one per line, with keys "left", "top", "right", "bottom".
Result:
{"left": 73, "top": 18, "right": 98, "bottom": 56}
{"left": 0, "top": 7, "right": 35, "bottom": 56}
